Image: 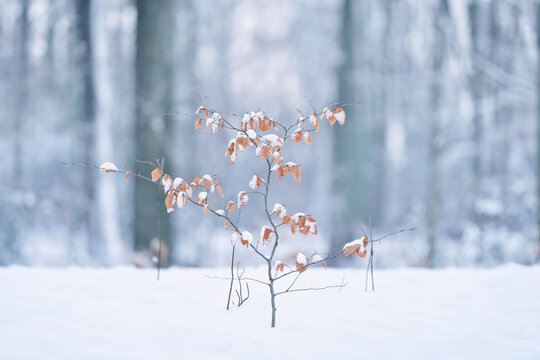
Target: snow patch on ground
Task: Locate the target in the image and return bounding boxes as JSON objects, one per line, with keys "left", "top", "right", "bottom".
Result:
{"left": 1, "top": 265, "right": 539, "bottom": 359}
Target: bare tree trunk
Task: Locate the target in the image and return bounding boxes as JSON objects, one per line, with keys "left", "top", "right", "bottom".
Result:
{"left": 269, "top": 275, "right": 277, "bottom": 327}
{"left": 4, "top": 0, "right": 29, "bottom": 262}
{"left": 468, "top": 0, "right": 485, "bottom": 264}
{"left": 74, "top": 0, "right": 97, "bottom": 259}
{"left": 14, "top": 0, "right": 28, "bottom": 186}
{"left": 331, "top": 0, "right": 360, "bottom": 262}
{"left": 537, "top": 1, "right": 540, "bottom": 262}
{"left": 170, "top": 0, "right": 197, "bottom": 265}
{"left": 135, "top": 0, "right": 174, "bottom": 260}
{"left": 426, "top": 0, "right": 449, "bottom": 267}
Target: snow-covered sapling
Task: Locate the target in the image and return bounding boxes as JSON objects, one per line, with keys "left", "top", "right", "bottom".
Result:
{"left": 92, "top": 103, "right": 352, "bottom": 327}
{"left": 188, "top": 104, "right": 349, "bottom": 327}
{"left": 68, "top": 100, "right": 415, "bottom": 327}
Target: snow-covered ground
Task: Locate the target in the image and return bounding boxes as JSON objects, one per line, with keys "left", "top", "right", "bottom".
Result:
{"left": 1, "top": 265, "right": 539, "bottom": 360}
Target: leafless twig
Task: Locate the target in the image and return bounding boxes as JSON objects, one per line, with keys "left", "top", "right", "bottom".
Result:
{"left": 275, "top": 274, "right": 347, "bottom": 296}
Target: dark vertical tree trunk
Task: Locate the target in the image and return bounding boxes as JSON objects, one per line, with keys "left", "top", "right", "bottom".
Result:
{"left": 331, "top": 1, "right": 390, "bottom": 262}
{"left": 14, "top": 0, "right": 28, "bottom": 184}
{"left": 331, "top": 0, "right": 361, "bottom": 261}
{"left": 426, "top": 0, "right": 449, "bottom": 267}
{"left": 537, "top": 1, "right": 540, "bottom": 262}
{"left": 468, "top": 0, "right": 485, "bottom": 263}
{"left": 74, "top": 0, "right": 96, "bottom": 258}
{"left": 6, "top": 0, "right": 29, "bottom": 263}
{"left": 135, "top": 0, "right": 173, "bottom": 261}
{"left": 169, "top": 0, "right": 197, "bottom": 265}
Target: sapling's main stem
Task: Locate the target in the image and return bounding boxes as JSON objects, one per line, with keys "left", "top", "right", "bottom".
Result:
{"left": 262, "top": 159, "right": 281, "bottom": 327}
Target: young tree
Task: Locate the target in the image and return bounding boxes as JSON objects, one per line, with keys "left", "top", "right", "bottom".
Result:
{"left": 80, "top": 99, "right": 413, "bottom": 325}
{"left": 99, "top": 103, "right": 349, "bottom": 327}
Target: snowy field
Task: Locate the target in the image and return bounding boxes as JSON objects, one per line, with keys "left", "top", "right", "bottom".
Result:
{"left": 1, "top": 265, "right": 539, "bottom": 360}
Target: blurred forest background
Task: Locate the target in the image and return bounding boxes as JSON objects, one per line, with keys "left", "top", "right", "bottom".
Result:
{"left": 0, "top": 0, "right": 538, "bottom": 268}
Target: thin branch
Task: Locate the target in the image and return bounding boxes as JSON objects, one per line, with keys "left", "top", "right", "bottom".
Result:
{"left": 372, "top": 228, "right": 414, "bottom": 243}
{"left": 245, "top": 191, "right": 266, "bottom": 197}
{"left": 135, "top": 159, "right": 158, "bottom": 167}
{"left": 284, "top": 272, "right": 302, "bottom": 293}
{"left": 275, "top": 279, "right": 347, "bottom": 296}
{"left": 273, "top": 250, "right": 344, "bottom": 281}
{"left": 235, "top": 262, "right": 250, "bottom": 307}
{"left": 241, "top": 283, "right": 250, "bottom": 305}
{"left": 205, "top": 274, "right": 270, "bottom": 287}
{"left": 62, "top": 161, "right": 156, "bottom": 183}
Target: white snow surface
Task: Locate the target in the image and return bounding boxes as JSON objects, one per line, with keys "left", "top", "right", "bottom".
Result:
{"left": 1, "top": 265, "right": 539, "bottom": 360}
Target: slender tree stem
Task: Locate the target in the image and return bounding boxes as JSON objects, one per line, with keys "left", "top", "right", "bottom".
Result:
{"left": 226, "top": 244, "right": 236, "bottom": 310}
{"left": 370, "top": 249, "right": 374, "bottom": 291}
{"left": 365, "top": 254, "right": 371, "bottom": 292}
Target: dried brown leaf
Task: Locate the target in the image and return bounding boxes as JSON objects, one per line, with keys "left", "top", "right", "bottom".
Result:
{"left": 151, "top": 168, "right": 162, "bottom": 182}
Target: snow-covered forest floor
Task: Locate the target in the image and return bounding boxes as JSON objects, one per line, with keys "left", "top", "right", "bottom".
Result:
{"left": 1, "top": 265, "right": 539, "bottom": 360}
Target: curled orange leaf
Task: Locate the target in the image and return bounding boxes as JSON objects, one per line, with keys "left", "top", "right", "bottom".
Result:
{"left": 296, "top": 252, "right": 308, "bottom": 273}
{"left": 343, "top": 236, "right": 369, "bottom": 258}
{"left": 259, "top": 225, "right": 275, "bottom": 245}
{"left": 303, "top": 131, "right": 312, "bottom": 145}
{"left": 201, "top": 174, "right": 213, "bottom": 189}
{"left": 309, "top": 110, "right": 319, "bottom": 131}
{"left": 227, "top": 200, "right": 235, "bottom": 213}
{"left": 151, "top": 168, "right": 162, "bottom": 182}
{"left": 240, "top": 231, "right": 252, "bottom": 248}
{"left": 165, "top": 191, "right": 175, "bottom": 214}
{"left": 292, "top": 130, "right": 303, "bottom": 143}
{"left": 214, "top": 177, "right": 223, "bottom": 198}
{"left": 334, "top": 107, "right": 346, "bottom": 125}
{"left": 248, "top": 175, "right": 263, "bottom": 190}
{"left": 237, "top": 191, "right": 248, "bottom": 209}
